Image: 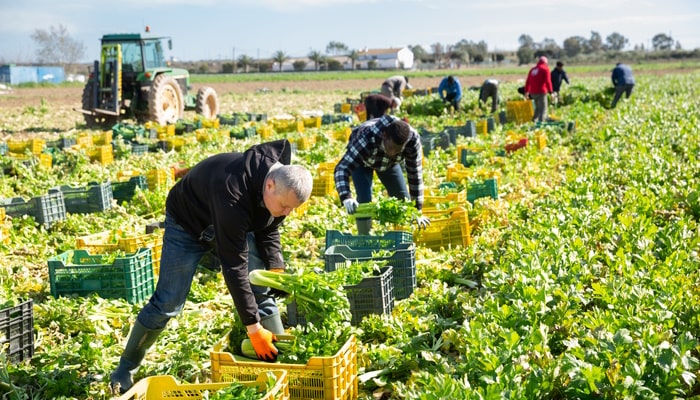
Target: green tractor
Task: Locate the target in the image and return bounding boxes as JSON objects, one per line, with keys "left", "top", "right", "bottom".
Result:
{"left": 78, "top": 29, "right": 219, "bottom": 127}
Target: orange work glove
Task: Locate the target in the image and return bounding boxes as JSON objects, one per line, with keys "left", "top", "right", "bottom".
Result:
{"left": 247, "top": 324, "right": 278, "bottom": 362}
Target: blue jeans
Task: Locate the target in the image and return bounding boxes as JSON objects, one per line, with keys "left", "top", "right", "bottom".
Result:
{"left": 137, "top": 212, "right": 278, "bottom": 330}
{"left": 352, "top": 164, "right": 409, "bottom": 204}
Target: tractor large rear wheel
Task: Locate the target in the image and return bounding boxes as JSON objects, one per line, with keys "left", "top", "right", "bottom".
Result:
{"left": 195, "top": 87, "right": 219, "bottom": 120}
{"left": 81, "top": 81, "right": 117, "bottom": 128}
{"left": 148, "top": 74, "right": 184, "bottom": 126}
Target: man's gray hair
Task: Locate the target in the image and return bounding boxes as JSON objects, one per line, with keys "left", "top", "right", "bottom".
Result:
{"left": 268, "top": 164, "right": 313, "bottom": 203}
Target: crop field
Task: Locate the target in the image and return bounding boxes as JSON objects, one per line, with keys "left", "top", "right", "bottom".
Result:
{"left": 1, "top": 65, "right": 700, "bottom": 399}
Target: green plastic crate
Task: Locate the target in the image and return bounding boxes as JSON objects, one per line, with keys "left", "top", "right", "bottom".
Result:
{"left": 112, "top": 176, "right": 147, "bottom": 203}
{"left": 48, "top": 248, "right": 154, "bottom": 304}
{"left": 467, "top": 178, "right": 498, "bottom": 203}
{"left": 58, "top": 181, "right": 113, "bottom": 214}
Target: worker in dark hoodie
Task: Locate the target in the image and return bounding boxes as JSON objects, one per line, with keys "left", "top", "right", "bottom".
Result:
{"left": 110, "top": 139, "right": 313, "bottom": 394}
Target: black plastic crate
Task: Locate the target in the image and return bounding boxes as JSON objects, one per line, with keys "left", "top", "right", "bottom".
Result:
{"left": 130, "top": 143, "right": 149, "bottom": 156}
{"left": 285, "top": 299, "right": 315, "bottom": 327}
{"left": 58, "top": 181, "right": 113, "bottom": 214}
{"left": 0, "top": 189, "right": 66, "bottom": 228}
{"left": 344, "top": 266, "right": 393, "bottom": 325}
{"left": 325, "top": 230, "right": 412, "bottom": 251}
{"left": 0, "top": 299, "right": 34, "bottom": 364}
{"left": 324, "top": 243, "right": 416, "bottom": 300}
{"left": 112, "top": 176, "right": 147, "bottom": 203}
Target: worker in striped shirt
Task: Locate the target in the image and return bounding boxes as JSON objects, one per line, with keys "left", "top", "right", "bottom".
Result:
{"left": 334, "top": 115, "right": 430, "bottom": 235}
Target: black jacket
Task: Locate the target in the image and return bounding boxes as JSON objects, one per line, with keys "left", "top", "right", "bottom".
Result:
{"left": 166, "top": 139, "right": 292, "bottom": 325}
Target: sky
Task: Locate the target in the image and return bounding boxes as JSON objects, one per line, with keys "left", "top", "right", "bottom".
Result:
{"left": 0, "top": 0, "right": 698, "bottom": 64}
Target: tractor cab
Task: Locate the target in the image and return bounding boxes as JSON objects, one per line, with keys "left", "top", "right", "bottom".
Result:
{"left": 77, "top": 28, "right": 218, "bottom": 128}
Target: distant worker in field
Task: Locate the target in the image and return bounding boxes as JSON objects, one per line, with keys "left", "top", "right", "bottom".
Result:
{"left": 110, "top": 140, "right": 313, "bottom": 394}
{"left": 610, "top": 62, "right": 635, "bottom": 109}
{"left": 478, "top": 78, "right": 500, "bottom": 113}
{"left": 364, "top": 93, "right": 401, "bottom": 119}
{"left": 524, "top": 56, "right": 553, "bottom": 122}
{"left": 550, "top": 61, "right": 570, "bottom": 106}
{"left": 381, "top": 75, "right": 412, "bottom": 102}
{"left": 438, "top": 75, "right": 463, "bottom": 111}
{"left": 334, "top": 115, "right": 430, "bottom": 235}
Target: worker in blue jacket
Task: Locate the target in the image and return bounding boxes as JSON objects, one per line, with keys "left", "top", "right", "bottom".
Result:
{"left": 438, "top": 75, "right": 462, "bottom": 111}
{"left": 611, "top": 62, "right": 635, "bottom": 109}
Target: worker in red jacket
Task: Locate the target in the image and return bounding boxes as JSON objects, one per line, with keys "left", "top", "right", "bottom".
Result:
{"left": 524, "top": 56, "right": 553, "bottom": 122}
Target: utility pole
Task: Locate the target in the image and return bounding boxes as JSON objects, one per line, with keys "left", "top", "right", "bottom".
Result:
{"left": 257, "top": 48, "right": 260, "bottom": 72}
{"left": 232, "top": 47, "right": 236, "bottom": 74}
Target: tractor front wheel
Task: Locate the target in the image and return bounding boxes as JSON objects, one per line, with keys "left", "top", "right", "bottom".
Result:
{"left": 81, "top": 81, "right": 117, "bottom": 128}
{"left": 195, "top": 87, "right": 220, "bottom": 120}
{"left": 148, "top": 74, "right": 184, "bottom": 126}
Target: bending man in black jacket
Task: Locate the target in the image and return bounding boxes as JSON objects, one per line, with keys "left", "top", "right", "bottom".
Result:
{"left": 110, "top": 139, "right": 313, "bottom": 393}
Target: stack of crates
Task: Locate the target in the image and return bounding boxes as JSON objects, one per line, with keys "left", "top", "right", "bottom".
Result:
{"left": 211, "top": 333, "right": 357, "bottom": 400}
{"left": 505, "top": 100, "right": 534, "bottom": 124}
{"left": 325, "top": 229, "right": 415, "bottom": 301}
{"left": 57, "top": 181, "right": 113, "bottom": 214}
{"left": 0, "top": 189, "right": 66, "bottom": 229}
{"left": 48, "top": 248, "right": 154, "bottom": 304}
{"left": 76, "top": 228, "right": 163, "bottom": 275}
{"left": 311, "top": 162, "right": 337, "bottom": 198}
{"left": 414, "top": 207, "right": 471, "bottom": 250}
{"left": 0, "top": 299, "right": 34, "bottom": 364}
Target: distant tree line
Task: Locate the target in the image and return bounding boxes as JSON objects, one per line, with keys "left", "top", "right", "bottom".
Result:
{"left": 15, "top": 24, "right": 700, "bottom": 75}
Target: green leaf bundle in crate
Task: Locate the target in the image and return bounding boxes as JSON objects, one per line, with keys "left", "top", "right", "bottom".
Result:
{"left": 352, "top": 196, "right": 421, "bottom": 226}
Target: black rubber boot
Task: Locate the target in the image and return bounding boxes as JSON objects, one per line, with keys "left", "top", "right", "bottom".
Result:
{"left": 109, "top": 320, "right": 164, "bottom": 394}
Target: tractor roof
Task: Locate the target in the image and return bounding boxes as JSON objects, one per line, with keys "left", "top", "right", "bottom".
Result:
{"left": 101, "top": 33, "right": 169, "bottom": 42}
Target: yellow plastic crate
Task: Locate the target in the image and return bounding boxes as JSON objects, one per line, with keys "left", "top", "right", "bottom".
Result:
{"left": 75, "top": 134, "right": 94, "bottom": 149}
{"left": 311, "top": 175, "right": 336, "bottom": 198}
{"left": 415, "top": 207, "right": 471, "bottom": 250}
{"left": 76, "top": 229, "right": 163, "bottom": 275}
{"left": 258, "top": 125, "right": 274, "bottom": 139}
{"left": 423, "top": 189, "right": 466, "bottom": 208}
{"left": 295, "top": 135, "right": 316, "bottom": 151}
{"left": 303, "top": 116, "right": 322, "bottom": 128}
{"left": 475, "top": 120, "right": 488, "bottom": 135}
{"left": 505, "top": 100, "right": 534, "bottom": 124}
{"left": 0, "top": 207, "right": 4, "bottom": 221}
{"left": 289, "top": 200, "right": 308, "bottom": 218}
{"left": 87, "top": 144, "right": 113, "bottom": 165}
{"left": 0, "top": 224, "right": 9, "bottom": 245}
{"left": 117, "top": 370, "right": 289, "bottom": 400}
{"left": 330, "top": 127, "right": 351, "bottom": 142}
{"left": 147, "top": 168, "right": 175, "bottom": 190}
{"left": 92, "top": 131, "right": 113, "bottom": 146}
{"left": 211, "top": 333, "right": 357, "bottom": 400}
{"left": 534, "top": 131, "right": 547, "bottom": 150}
{"left": 8, "top": 138, "right": 45, "bottom": 155}
{"left": 38, "top": 153, "right": 52, "bottom": 169}
{"left": 340, "top": 103, "right": 352, "bottom": 113}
